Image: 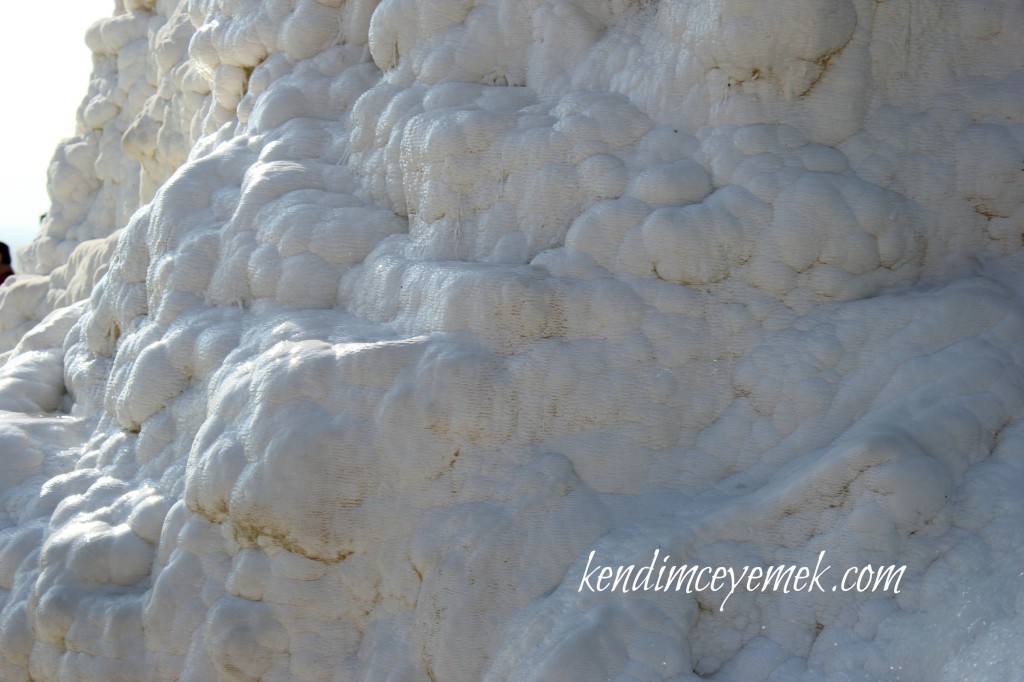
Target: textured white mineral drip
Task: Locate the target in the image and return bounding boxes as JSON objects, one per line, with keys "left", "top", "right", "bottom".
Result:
{"left": 0, "top": 0, "right": 1023, "bottom": 680}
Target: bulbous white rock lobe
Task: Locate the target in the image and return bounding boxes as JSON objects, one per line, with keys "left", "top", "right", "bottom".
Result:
{"left": 0, "top": 0, "right": 1023, "bottom": 680}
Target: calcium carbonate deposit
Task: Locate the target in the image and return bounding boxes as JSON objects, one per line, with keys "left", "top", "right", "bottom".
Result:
{"left": 1, "top": 0, "right": 1023, "bottom": 679}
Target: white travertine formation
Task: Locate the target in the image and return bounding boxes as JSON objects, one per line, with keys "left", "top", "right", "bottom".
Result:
{"left": 1, "top": 0, "right": 1023, "bottom": 680}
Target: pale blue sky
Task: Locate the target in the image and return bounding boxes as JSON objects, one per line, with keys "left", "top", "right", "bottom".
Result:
{"left": 0, "top": 1, "right": 115, "bottom": 268}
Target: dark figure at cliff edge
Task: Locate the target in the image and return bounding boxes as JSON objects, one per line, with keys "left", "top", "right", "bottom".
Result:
{"left": 0, "top": 242, "right": 14, "bottom": 285}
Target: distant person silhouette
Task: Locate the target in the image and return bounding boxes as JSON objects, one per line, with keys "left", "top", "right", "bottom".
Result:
{"left": 0, "top": 242, "right": 14, "bottom": 285}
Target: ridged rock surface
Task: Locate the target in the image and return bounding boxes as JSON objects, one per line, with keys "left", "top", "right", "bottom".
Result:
{"left": 0, "top": 0, "right": 1023, "bottom": 680}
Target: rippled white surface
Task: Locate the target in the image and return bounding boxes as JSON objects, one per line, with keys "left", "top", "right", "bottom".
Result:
{"left": 1, "top": 0, "right": 1023, "bottom": 679}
